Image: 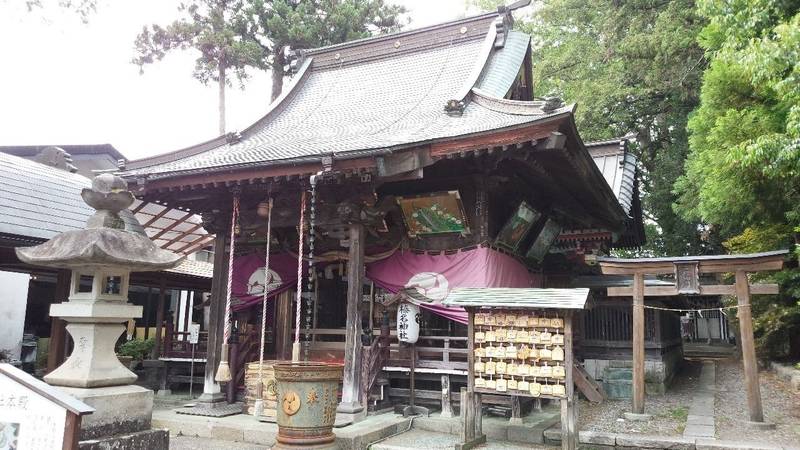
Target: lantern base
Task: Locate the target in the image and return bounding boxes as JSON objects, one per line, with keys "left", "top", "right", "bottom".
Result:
{"left": 45, "top": 322, "right": 137, "bottom": 388}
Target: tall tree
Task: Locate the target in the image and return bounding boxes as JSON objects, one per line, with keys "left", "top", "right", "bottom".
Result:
{"left": 675, "top": 0, "right": 800, "bottom": 357}
{"left": 133, "top": 0, "right": 264, "bottom": 134}
{"left": 244, "top": 0, "right": 406, "bottom": 102}
{"left": 534, "top": 0, "right": 711, "bottom": 256}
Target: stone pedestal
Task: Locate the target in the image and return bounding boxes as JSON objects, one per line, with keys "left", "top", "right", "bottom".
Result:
{"left": 59, "top": 385, "right": 169, "bottom": 450}
{"left": 59, "top": 385, "right": 154, "bottom": 439}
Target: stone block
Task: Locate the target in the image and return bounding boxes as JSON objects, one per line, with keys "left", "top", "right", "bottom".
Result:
{"left": 604, "top": 380, "right": 633, "bottom": 399}
{"left": 579, "top": 430, "right": 616, "bottom": 445}
{"left": 605, "top": 367, "right": 633, "bottom": 381}
{"left": 696, "top": 438, "right": 781, "bottom": 449}
{"left": 683, "top": 423, "right": 714, "bottom": 438}
{"left": 59, "top": 384, "right": 153, "bottom": 440}
{"left": 578, "top": 445, "right": 615, "bottom": 450}
{"left": 543, "top": 425, "right": 562, "bottom": 443}
{"left": 482, "top": 421, "right": 508, "bottom": 440}
{"left": 210, "top": 423, "right": 244, "bottom": 441}
{"left": 507, "top": 424, "right": 544, "bottom": 444}
{"left": 687, "top": 415, "right": 714, "bottom": 426}
{"left": 615, "top": 434, "right": 695, "bottom": 449}
{"left": 79, "top": 428, "right": 168, "bottom": 450}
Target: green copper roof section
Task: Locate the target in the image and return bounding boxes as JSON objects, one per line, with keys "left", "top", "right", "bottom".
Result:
{"left": 475, "top": 31, "right": 530, "bottom": 98}
{"left": 443, "top": 288, "right": 590, "bottom": 310}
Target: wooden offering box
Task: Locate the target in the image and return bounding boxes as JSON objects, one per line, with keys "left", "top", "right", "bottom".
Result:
{"left": 443, "top": 288, "right": 590, "bottom": 450}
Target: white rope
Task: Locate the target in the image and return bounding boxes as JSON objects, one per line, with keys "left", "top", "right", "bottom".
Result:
{"left": 257, "top": 197, "right": 273, "bottom": 386}
{"left": 222, "top": 195, "right": 239, "bottom": 346}
{"left": 642, "top": 304, "right": 744, "bottom": 313}
{"left": 293, "top": 190, "right": 306, "bottom": 348}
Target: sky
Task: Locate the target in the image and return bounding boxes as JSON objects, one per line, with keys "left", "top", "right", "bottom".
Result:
{"left": 0, "top": 0, "right": 483, "bottom": 160}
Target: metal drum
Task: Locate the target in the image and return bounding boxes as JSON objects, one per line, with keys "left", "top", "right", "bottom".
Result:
{"left": 273, "top": 362, "right": 344, "bottom": 449}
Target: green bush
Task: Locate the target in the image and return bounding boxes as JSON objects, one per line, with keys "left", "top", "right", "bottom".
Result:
{"left": 117, "top": 338, "right": 155, "bottom": 361}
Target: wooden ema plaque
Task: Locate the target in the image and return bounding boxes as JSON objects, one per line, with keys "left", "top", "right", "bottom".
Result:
{"left": 0, "top": 364, "right": 94, "bottom": 450}
{"left": 464, "top": 307, "right": 577, "bottom": 450}
{"left": 472, "top": 310, "right": 568, "bottom": 399}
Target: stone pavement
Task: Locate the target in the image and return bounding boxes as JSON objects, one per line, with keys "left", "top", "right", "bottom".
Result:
{"left": 684, "top": 361, "right": 716, "bottom": 439}
{"left": 370, "top": 429, "right": 550, "bottom": 450}
{"left": 170, "top": 435, "right": 271, "bottom": 449}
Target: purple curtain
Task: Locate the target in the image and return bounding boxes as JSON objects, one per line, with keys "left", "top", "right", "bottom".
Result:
{"left": 366, "top": 247, "right": 541, "bottom": 324}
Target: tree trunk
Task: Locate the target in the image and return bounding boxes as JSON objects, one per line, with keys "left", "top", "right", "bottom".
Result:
{"left": 218, "top": 65, "right": 226, "bottom": 135}
{"left": 271, "top": 50, "right": 285, "bottom": 103}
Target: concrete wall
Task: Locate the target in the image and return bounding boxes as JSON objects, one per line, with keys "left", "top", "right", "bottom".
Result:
{"left": 0, "top": 271, "right": 30, "bottom": 359}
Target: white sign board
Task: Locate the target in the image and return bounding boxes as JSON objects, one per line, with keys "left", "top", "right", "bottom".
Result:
{"left": 0, "top": 365, "right": 93, "bottom": 450}
{"left": 188, "top": 323, "right": 201, "bottom": 344}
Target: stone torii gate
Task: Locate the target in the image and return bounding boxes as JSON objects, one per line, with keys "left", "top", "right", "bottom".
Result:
{"left": 597, "top": 250, "right": 787, "bottom": 426}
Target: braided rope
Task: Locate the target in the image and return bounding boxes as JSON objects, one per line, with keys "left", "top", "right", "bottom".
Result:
{"left": 223, "top": 194, "right": 239, "bottom": 346}
{"left": 294, "top": 190, "right": 306, "bottom": 346}
{"left": 257, "top": 197, "right": 273, "bottom": 384}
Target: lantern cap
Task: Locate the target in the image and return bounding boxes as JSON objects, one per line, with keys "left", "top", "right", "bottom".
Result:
{"left": 15, "top": 173, "right": 183, "bottom": 271}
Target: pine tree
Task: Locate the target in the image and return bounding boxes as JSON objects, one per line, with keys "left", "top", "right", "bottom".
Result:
{"left": 243, "top": 0, "right": 406, "bottom": 102}
{"left": 132, "top": 0, "right": 264, "bottom": 134}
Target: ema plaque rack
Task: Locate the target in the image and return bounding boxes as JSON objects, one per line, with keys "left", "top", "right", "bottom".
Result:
{"left": 443, "top": 288, "right": 591, "bottom": 450}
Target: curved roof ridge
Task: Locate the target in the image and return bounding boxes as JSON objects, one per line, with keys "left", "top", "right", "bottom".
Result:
{"left": 471, "top": 87, "right": 575, "bottom": 116}
{"left": 125, "top": 57, "right": 314, "bottom": 172}
{"left": 304, "top": 11, "right": 499, "bottom": 56}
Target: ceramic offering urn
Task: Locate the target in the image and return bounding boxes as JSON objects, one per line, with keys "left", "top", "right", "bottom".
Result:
{"left": 273, "top": 362, "right": 344, "bottom": 449}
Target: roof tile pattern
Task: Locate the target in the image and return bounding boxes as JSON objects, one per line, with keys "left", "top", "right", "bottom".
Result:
{"left": 0, "top": 152, "right": 94, "bottom": 240}
{"left": 125, "top": 26, "right": 561, "bottom": 179}
{"left": 0, "top": 152, "right": 209, "bottom": 253}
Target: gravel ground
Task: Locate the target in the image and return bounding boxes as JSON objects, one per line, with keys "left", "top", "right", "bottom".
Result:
{"left": 578, "top": 361, "right": 701, "bottom": 435}
{"left": 715, "top": 359, "right": 800, "bottom": 447}
{"left": 170, "top": 436, "right": 271, "bottom": 449}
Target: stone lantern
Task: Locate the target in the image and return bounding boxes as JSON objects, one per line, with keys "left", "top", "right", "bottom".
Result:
{"left": 16, "top": 173, "right": 182, "bottom": 447}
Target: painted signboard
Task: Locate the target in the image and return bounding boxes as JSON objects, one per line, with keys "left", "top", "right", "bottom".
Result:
{"left": 396, "top": 191, "right": 470, "bottom": 237}
{"left": 0, "top": 364, "right": 93, "bottom": 450}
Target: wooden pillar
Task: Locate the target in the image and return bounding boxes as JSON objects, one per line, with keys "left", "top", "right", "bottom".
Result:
{"left": 632, "top": 272, "right": 646, "bottom": 415}
{"left": 510, "top": 396, "right": 521, "bottom": 424}
{"left": 735, "top": 270, "right": 764, "bottom": 422}
{"left": 274, "top": 291, "right": 293, "bottom": 360}
{"left": 198, "top": 232, "right": 228, "bottom": 403}
{"left": 441, "top": 375, "right": 454, "bottom": 418}
{"left": 144, "top": 286, "right": 153, "bottom": 340}
{"left": 151, "top": 277, "right": 166, "bottom": 359}
{"left": 338, "top": 223, "right": 365, "bottom": 414}
{"left": 561, "top": 312, "right": 577, "bottom": 450}
{"left": 47, "top": 269, "right": 71, "bottom": 373}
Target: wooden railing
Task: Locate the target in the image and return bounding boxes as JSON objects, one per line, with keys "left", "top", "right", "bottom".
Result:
{"left": 161, "top": 327, "right": 208, "bottom": 359}
{"left": 386, "top": 335, "right": 469, "bottom": 371}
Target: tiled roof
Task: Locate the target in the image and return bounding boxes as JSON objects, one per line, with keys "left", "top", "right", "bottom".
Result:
{"left": 587, "top": 139, "right": 638, "bottom": 216}
{"left": 123, "top": 16, "right": 565, "bottom": 179}
{"left": 0, "top": 152, "right": 210, "bottom": 254}
{"left": 444, "top": 287, "right": 591, "bottom": 310}
{"left": 0, "top": 152, "right": 94, "bottom": 241}
{"left": 165, "top": 258, "right": 213, "bottom": 279}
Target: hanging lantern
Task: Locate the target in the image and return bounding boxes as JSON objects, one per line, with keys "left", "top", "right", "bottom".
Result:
{"left": 397, "top": 302, "right": 420, "bottom": 344}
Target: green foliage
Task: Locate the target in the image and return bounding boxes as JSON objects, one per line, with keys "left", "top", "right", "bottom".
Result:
{"left": 676, "top": 0, "right": 800, "bottom": 358}
{"left": 117, "top": 338, "right": 155, "bottom": 361}
{"left": 667, "top": 406, "right": 689, "bottom": 421}
{"left": 473, "top": 0, "right": 712, "bottom": 256}
{"left": 243, "top": 0, "right": 406, "bottom": 99}
{"left": 133, "top": 1, "right": 263, "bottom": 88}
{"left": 23, "top": 0, "right": 97, "bottom": 23}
